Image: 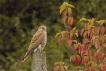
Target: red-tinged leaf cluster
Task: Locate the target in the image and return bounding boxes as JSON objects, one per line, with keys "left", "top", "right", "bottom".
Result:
{"left": 60, "top": 2, "right": 74, "bottom": 26}
{"left": 56, "top": 28, "right": 79, "bottom": 47}
{"left": 84, "top": 68, "right": 98, "bottom": 71}
{"left": 100, "top": 26, "right": 105, "bottom": 35}
{"left": 55, "top": 31, "right": 66, "bottom": 42}
{"left": 70, "top": 54, "right": 81, "bottom": 65}
{"left": 62, "top": 12, "right": 74, "bottom": 25}
{"left": 54, "top": 66, "right": 64, "bottom": 71}
{"left": 94, "top": 27, "right": 100, "bottom": 34}
{"left": 94, "top": 39, "right": 100, "bottom": 49}
{"left": 84, "top": 50, "right": 92, "bottom": 56}
{"left": 62, "top": 11, "right": 67, "bottom": 24}
{"left": 80, "top": 28, "right": 95, "bottom": 40}
{"left": 85, "top": 44, "right": 91, "bottom": 50}
{"left": 66, "top": 29, "right": 78, "bottom": 47}
{"left": 68, "top": 17, "right": 73, "bottom": 26}
{"left": 57, "top": 34, "right": 63, "bottom": 42}
{"left": 100, "top": 61, "right": 106, "bottom": 71}
{"left": 66, "top": 37, "right": 72, "bottom": 47}
{"left": 53, "top": 62, "right": 69, "bottom": 71}
{"left": 95, "top": 51, "right": 103, "bottom": 60}
{"left": 83, "top": 61, "right": 99, "bottom": 71}
{"left": 55, "top": 2, "right": 106, "bottom": 71}
{"left": 78, "top": 44, "right": 84, "bottom": 56}
{"left": 57, "top": 35, "right": 62, "bottom": 42}
{"left": 82, "top": 38, "right": 88, "bottom": 44}
{"left": 71, "top": 47, "right": 76, "bottom": 53}
{"left": 53, "top": 65, "right": 60, "bottom": 71}
{"left": 66, "top": 33, "right": 72, "bottom": 47}
{"left": 81, "top": 56, "right": 89, "bottom": 65}
{"left": 80, "top": 28, "right": 85, "bottom": 36}
{"left": 75, "top": 56, "right": 81, "bottom": 65}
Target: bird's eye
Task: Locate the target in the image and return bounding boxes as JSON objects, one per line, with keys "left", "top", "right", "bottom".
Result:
{"left": 41, "top": 27, "right": 44, "bottom": 30}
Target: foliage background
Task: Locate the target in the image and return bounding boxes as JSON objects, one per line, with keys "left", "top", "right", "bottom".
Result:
{"left": 0, "top": 0, "right": 106, "bottom": 71}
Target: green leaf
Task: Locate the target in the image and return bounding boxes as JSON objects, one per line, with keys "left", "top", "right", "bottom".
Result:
{"left": 75, "top": 66, "right": 83, "bottom": 69}
{"left": 79, "top": 18, "right": 87, "bottom": 22}
{"left": 55, "top": 33, "right": 60, "bottom": 38}
{"left": 59, "top": 2, "right": 74, "bottom": 14}
{"left": 54, "top": 61, "right": 64, "bottom": 65}
{"left": 89, "top": 18, "right": 95, "bottom": 26}
{"left": 67, "top": 7, "right": 72, "bottom": 15}
{"left": 72, "top": 40, "right": 77, "bottom": 43}
{"left": 66, "top": 3, "right": 75, "bottom": 8}
{"left": 70, "top": 33, "right": 73, "bottom": 38}
{"left": 96, "top": 20, "right": 105, "bottom": 25}
{"left": 59, "top": 6, "right": 66, "bottom": 14}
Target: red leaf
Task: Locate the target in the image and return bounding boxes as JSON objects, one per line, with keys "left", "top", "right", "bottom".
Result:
{"left": 89, "top": 30, "right": 93, "bottom": 39}
{"left": 78, "top": 44, "right": 84, "bottom": 56}
{"left": 66, "top": 37, "right": 72, "bottom": 47}
{"left": 94, "top": 27, "right": 100, "bottom": 34}
{"left": 100, "top": 61, "right": 106, "bottom": 71}
{"left": 95, "top": 39, "right": 100, "bottom": 49}
{"left": 101, "top": 26, "right": 105, "bottom": 35}
{"left": 70, "top": 55, "right": 81, "bottom": 65}
{"left": 85, "top": 50, "right": 92, "bottom": 56}
{"left": 71, "top": 47, "right": 76, "bottom": 53}
{"left": 68, "top": 17, "right": 74, "bottom": 26}
{"left": 95, "top": 52, "right": 103, "bottom": 60}
{"left": 84, "top": 68, "right": 90, "bottom": 71}
{"left": 75, "top": 55, "right": 81, "bottom": 65}
{"left": 81, "top": 56, "right": 89, "bottom": 65}
{"left": 85, "top": 45, "right": 91, "bottom": 49}
{"left": 82, "top": 38, "right": 88, "bottom": 44}
{"left": 62, "top": 11, "right": 67, "bottom": 24}
{"left": 101, "top": 67, "right": 106, "bottom": 71}
{"left": 92, "top": 68, "right": 98, "bottom": 71}
{"left": 88, "top": 51, "right": 92, "bottom": 56}
{"left": 60, "top": 66, "right": 64, "bottom": 71}
{"left": 53, "top": 65, "right": 60, "bottom": 71}
{"left": 80, "top": 28, "right": 85, "bottom": 36}
{"left": 84, "top": 67, "right": 98, "bottom": 71}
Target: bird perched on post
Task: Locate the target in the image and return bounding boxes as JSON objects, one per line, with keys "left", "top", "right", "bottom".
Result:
{"left": 21, "top": 25, "right": 47, "bottom": 64}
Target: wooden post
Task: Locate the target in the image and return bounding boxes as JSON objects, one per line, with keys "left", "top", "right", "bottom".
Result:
{"left": 32, "top": 49, "right": 47, "bottom": 71}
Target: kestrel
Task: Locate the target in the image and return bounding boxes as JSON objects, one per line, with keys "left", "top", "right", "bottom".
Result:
{"left": 21, "top": 25, "right": 47, "bottom": 64}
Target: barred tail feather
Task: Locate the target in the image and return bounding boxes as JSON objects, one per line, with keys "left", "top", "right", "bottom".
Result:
{"left": 21, "top": 47, "right": 36, "bottom": 65}
{"left": 21, "top": 55, "right": 29, "bottom": 64}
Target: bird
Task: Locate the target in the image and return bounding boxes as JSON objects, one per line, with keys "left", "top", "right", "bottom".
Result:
{"left": 21, "top": 25, "right": 47, "bottom": 64}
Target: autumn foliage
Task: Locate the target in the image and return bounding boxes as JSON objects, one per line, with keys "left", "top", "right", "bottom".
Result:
{"left": 54, "top": 2, "right": 106, "bottom": 71}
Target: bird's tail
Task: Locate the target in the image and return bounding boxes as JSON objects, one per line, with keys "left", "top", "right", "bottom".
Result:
{"left": 21, "top": 55, "right": 29, "bottom": 65}
{"left": 21, "top": 48, "right": 35, "bottom": 65}
{"left": 20, "top": 51, "right": 30, "bottom": 65}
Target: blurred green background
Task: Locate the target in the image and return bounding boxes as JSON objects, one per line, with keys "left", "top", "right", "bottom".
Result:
{"left": 0, "top": 0, "right": 106, "bottom": 71}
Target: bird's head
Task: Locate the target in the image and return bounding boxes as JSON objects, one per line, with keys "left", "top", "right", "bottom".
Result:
{"left": 38, "top": 25, "right": 47, "bottom": 31}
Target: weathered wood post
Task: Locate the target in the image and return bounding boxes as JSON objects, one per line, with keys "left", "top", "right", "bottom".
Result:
{"left": 32, "top": 49, "right": 47, "bottom": 71}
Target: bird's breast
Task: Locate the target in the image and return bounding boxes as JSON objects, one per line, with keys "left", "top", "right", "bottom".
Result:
{"left": 41, "top": 32, "right": 47, "bottom": 49}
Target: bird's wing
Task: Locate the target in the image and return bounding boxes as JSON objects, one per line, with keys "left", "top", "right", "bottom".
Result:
{"left": 28, "top": 31, "right": 45, "bottom": 50}
{"left": 21, "top": 31, "right": 45, "bottom": 64}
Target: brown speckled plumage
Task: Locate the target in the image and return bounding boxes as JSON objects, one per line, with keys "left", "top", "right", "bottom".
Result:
{"left": 21, "top": 25, "right": 47, "bottom": 64}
